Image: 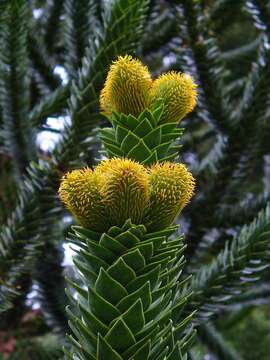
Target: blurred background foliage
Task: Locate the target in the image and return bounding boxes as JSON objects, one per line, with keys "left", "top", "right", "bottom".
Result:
{"left": 0, "top": 0, "right": 270, "bottom": 359}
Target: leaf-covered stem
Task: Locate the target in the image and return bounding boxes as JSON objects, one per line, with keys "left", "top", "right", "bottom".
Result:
{"left": 0, "top": 1, "right": 34, "bottom": 180}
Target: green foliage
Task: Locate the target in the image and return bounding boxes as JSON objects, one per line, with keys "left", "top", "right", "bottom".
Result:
{"left": 0, "top": 161, "right": 61, "bottom": 313}
{"left": 35, "top": 241, "right": 69, "bottom": 334}
{"left": 44, "top": 0, "right": 65, "bottom": 55}
{"left": 0, "top": 0, "right": 33, "bottom": 179}
{"left": 1, "top": 334, "right": 63, "bottom": 360}
{"left": 222, "top": 306, "right": 270, "bottom": 360}
{"left": 100, "top": 104, "right": 183, "bottom": 165}
{"left": 198, "top": 322, "right": 242, "bottom": 360}
{"left": 188, "top": 205, "right": 270, "bottom": 320}
{"left": 64, "top": 0, "right": 98, "bottom": 77}
{"left": 65, "top": 220, "right": 194, "bottom": 359}
{"left": 29, "top": 84, "right": 70, "bottom": 128}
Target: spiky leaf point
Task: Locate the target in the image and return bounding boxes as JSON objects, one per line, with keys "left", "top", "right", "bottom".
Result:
{"left": 96, "top": 158, "right": 149, "bottom": 227}
{"left": 150, "top": 72, "right": 197, "bottom": 123}
{"left": 100, "top": 55, "right": 153, "bottom": 117}
{"left": 145, "top": 163, "right": 195, "bottom": 231}
{"left": 59, "top": 168, "right": 107, "bottom": 232}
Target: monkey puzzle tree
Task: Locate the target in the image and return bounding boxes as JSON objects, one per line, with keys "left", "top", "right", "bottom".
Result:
{"left": 0, "top": 1, "right": 270, "bottom": 359}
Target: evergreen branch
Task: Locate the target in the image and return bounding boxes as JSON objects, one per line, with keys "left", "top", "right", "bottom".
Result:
{"left": 231, "top": 35, "right": 270, "bottom": 128}
{"left": 198, "top": 322, "right": 243, "bottom": 360}
{"left": 209, "top": 0, "right": 244, "bottom": 21}
{"left": 0, "top": 0, "right": 8, "bottom": 12}
{"left": 0, "top": 283, "right": 19, "bottom": 312}
{"left": 29, "top": 74, "right": 44, "bottom": 111}
{"left": 35, "top": 241, "right": 69, "bottom": 334}
{"left": 211, "top": 41, "right": 270, "bottom": 216}
{"left": 0, "top": 162, "right": 61, "bottom": 311}
{"left": 28, "top": 33, "right": 62, "bottom": 92}
{"left": 44, "top": 0, "right": 65, "bottom": 55}
{"left": 186, "top": 110, "right": 270, "bottom": 256}
{"left": 187, "top": 75, "right": 270, "bottom": 254}
{"left": 29, "top": 83, "right": 70, "bottom": 128}
{"left": 189, "top": 191, "right": 270, "bottom": 271}
{"left": 173, "top": 0, "right": 231, "bottom": 133}
{"left": 215, "top": 131, "right": 270, "bottom": 215}
{"left": 0, "top": 274, "right": 31, "bottom": 329}
{"left": 226, "top": 283, "right": 270, "bottom": 307}
{"left": 0, "top": 0, "right": 34, "bottom": 179}
{"left": 196, "top": 134, "right": 227, "bottom": 175}
{"left": 0, "top": 164, "right": 59, "bottom": 270}
{"left": 0, "top": 155, "right": 17, "bottom": 223}
{"left": 221, "top": 36, "right": 260, "bottom": 63}
{"left": 7, "top": 335, "right": 63, "bottom": 360}
{"left": 219, "top": 191, "right": 270, "bottom": 227}
{"left": 187, "top": 205, "right": 270, "bottom": 320}
{"left": 222, "top": 78, "right": 248, "bottom": 108}
{"left": 221, "top": 306, "right": 254, "bottom": 329}
{"left": 141, "top": 4, "right": 178, "bottom": 56}
{"left": 232, "top": 1, "right": 270, "bottom": 127}
{"left": 64, "top": 0, "right": 99, "bottom": 77}
{"left": 246, "top": 0, "right": 270, "bottom": 34}
{"left": 222, "top": 36, "right": 261, "bottom": 93}
{"left": 187, "top": 138, "right": 242, "bottom": 236}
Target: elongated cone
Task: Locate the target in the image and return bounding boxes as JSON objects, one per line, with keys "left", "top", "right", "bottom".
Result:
{"left": 59, "top": 168, "right": 107, "bottom": 232}
{"left": 100, "top": 55, "right": 153, "bottom": 116}
{"left": 96, "top": 158, "right": 149, "bottom": 226}
{"left": 150, "top": 71, "right": 197, "bottom": 123}
{"left": 66, "top": 218, "right": 194, "bottom": 359}
{"left": 145, "top": 162, "right": 195, "bottom": 231}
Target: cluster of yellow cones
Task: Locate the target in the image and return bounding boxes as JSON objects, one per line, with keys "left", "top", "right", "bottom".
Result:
{"left": 59, "top": 158, "right": 195, "bottom": 232}
{"left": 59, "top": 55, "right": 197, "bottom": 232}
{"left": 100, "top": 55, "right": 197, "bottom": 122}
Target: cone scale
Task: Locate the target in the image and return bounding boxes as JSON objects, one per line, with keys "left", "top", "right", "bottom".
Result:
{"left": 60, "top": 56, "right": 198, "bottom": 359}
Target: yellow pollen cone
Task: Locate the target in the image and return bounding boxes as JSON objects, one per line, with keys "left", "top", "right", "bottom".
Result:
{"left": 58, "top": 168, "right": 107, "bottom": 232}
{"left": 96, "top": 158, "right": 149, "bottom": 227}
{"left": 100, "top": 55, "right": 153, "bottom": 117}
{"left": 150, "top": 71, "right": 197, "bottom": 123}
{"left": 145, "top": 162, "right": 195, "bottom": 231}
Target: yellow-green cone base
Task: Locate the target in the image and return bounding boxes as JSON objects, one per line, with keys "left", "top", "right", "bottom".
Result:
{"left": 66, "top": 219, "right": 195, "bottom": 359}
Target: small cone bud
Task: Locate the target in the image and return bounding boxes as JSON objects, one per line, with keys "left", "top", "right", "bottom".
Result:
{"left": 150, "top": 71, "right": 197, "bottom": 123}
{"left": 100, "top": 55, "right": 152, "bottom": 116}
{"left": 96, "top": 158, "right": 149, "bottom": 226}
{"left": 145, "top": 162, "right": 195, "bottom": 231}
{"left": 59, "top": 168, "right": 107, "bottom": 232}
